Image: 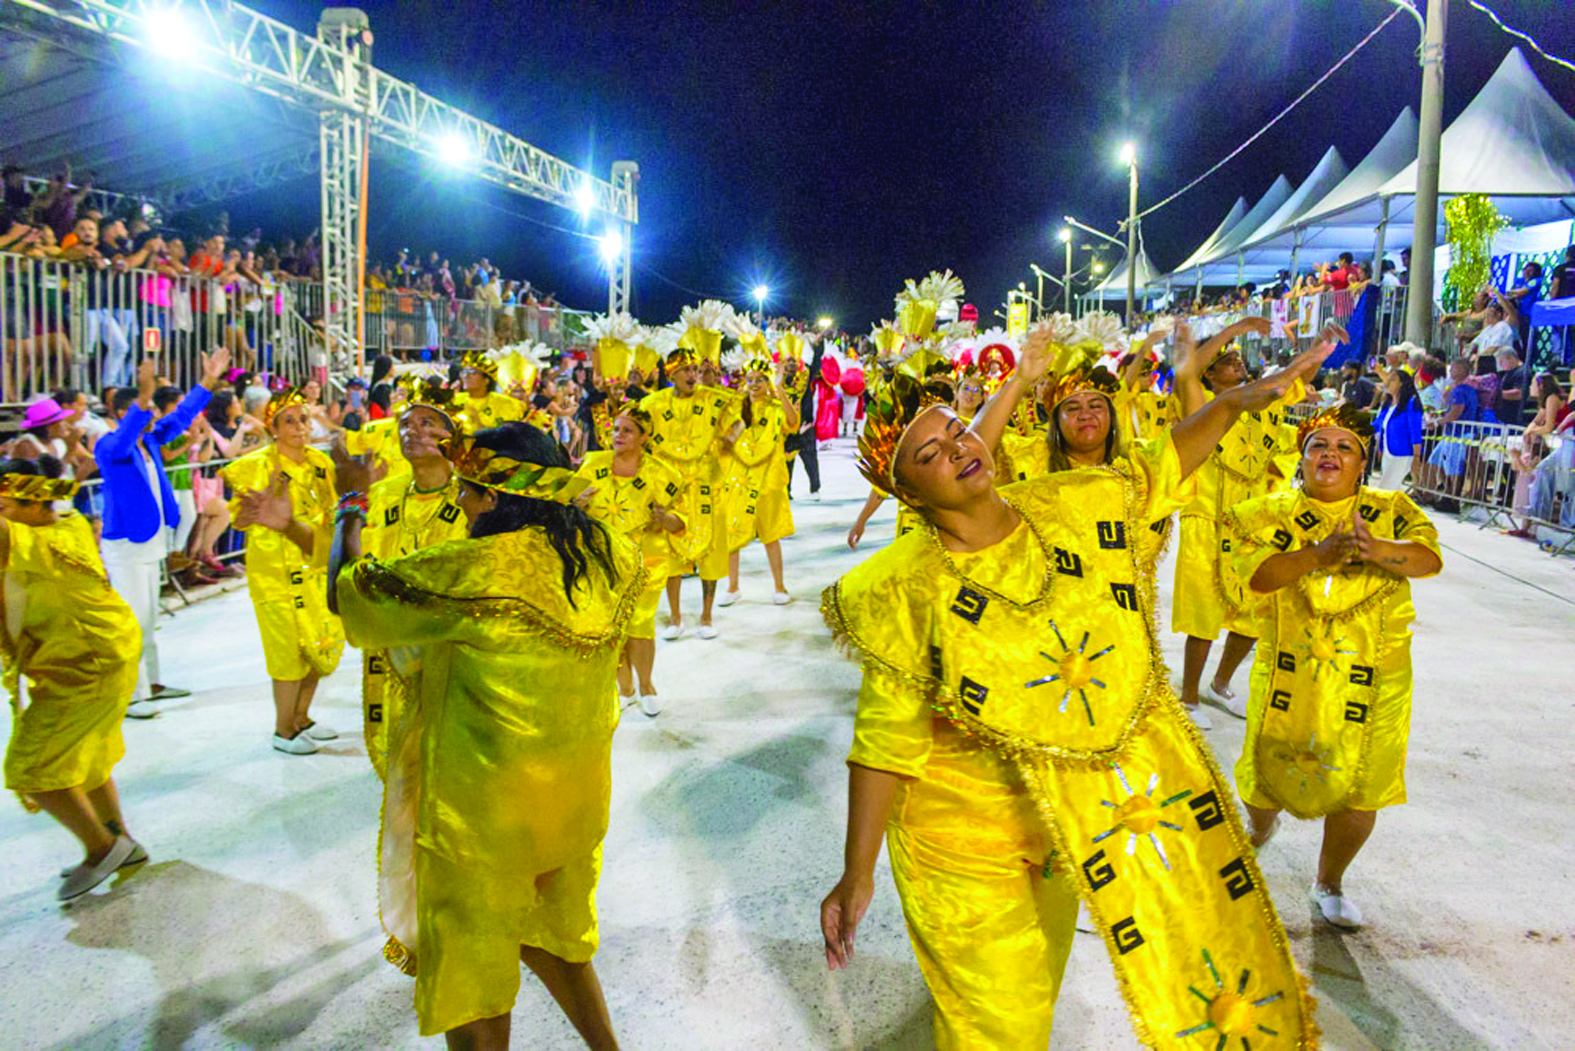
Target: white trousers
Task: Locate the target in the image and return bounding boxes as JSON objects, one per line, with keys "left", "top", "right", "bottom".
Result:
{"left": 103, "top": 539, "right": 163, "bottom": 701}
{"left": 1377, "top": 452, "right": 1412, "bottom": 491}
{"left": 171, "top": 490, "right": 197, "bottom": 554}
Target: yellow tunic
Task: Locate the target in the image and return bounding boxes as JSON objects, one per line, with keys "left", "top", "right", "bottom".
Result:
{"left": 724, "top": 399, "right": 794, "bottom": 550}
{"left": 823, "top": 436, "right": 1314, "bottom": 1050}
{"left": 336, "top": 527, "right": 644, "bottom": 1037}
{"left": 358, "top": 473, "right": 470, "bottom": 780}
{"left": 1113, "top": 386, "right": 1178, "bottom": 442}
{"left": 221, "top": 445, "right": 345, "bottom": 681}
{"left": 2, "top": 514, "right": 138, "bottom": 802}
{"left": 1171, "top": 381, "right": 1303, "bottom": 640}
{"left": 457, "top": 391, "right": 525, "bottom": 432}
{"left": 638, "top": 386, "right": 740, "bottom": 578}
{"left": 345, "top": 417, "right": 409, "bottom": 483}
{"left": 998, "top": 427, "right": 1051, "bottom": 484}
{"left": 1228, "top": 487, "right": 1440, "bottom": 818}
{"left": 574, "top": 450, "right": 685, "bottom": 640}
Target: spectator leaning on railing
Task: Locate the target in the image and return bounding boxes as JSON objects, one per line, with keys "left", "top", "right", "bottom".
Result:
{"left": 95, "top": 347, "right": 231, "bottom": 718}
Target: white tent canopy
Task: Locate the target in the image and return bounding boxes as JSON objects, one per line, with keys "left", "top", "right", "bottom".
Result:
{"left": 1167, "top": 196, "right": 1246, "bottom": 274}
{"left": 1080, "top": 246, "right": 1164, "bottom": 302}
{"left": 1171, "top": 174, "right": 1295, "bottom": 282}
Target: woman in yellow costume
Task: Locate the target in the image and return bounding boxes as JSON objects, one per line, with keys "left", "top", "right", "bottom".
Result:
{"left": 819, "top": 321, "right": 1336, "bottom": 1050}
{"left": 583, "top": 313, "right": 644, "bottom": 449}
{"left": 223, "top": 390, "right": 346, "bottom": 755}
{"left": 1, "top": 457, "right": 147, "bottom": 901}
{"left": 328, "top": 421, "right": 643, "bottom": 1049}
{"left": 1171, "top": 315, "right": 1313, "bottom": 729}
{"left": 353, "top": 377, "right": 471, "bottom": 779}
{"left": 573, "top": 402, "right": 686, "bottom": 717}
{"left": 457, "top": 349, "right": 525, "bottom": 431}
{"left": 1115, "top": 323, "right": 1179, "bottom": 443}
{"left": 1227, "top": 406, "right": 1440, "bottom": 930}
{"left": 718, "top": 354, "right": 800, "bottom": 606}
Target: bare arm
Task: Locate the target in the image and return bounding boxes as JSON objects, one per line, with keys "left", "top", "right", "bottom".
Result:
{"left": 847, "top": 487, "right": 888, "bottom": 550}
{"left": 969, "top": 321, "right": 1052, "bottom": 453}
{"left": 819, "top": 763, "right": 901, "bottom": 969}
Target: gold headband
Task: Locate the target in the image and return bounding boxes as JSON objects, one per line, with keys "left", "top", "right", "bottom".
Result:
{"left": 264, "top": 389, "right": 311, "bottom": 429}
{"left": 676, "top": 326, "right": 722, "bottom": 365}
{"left": 1297, "top": 404, "right": 1374, "bottom": 454}
{"left": 0, "top": 472, "right": 79, "bottom": 501}
{"left": 856, "top": 371, "right": 954, "bottom": 498}
{"left": 459, "top": 349, "right": 500, "bottom": 384}
{"left": 1042, "top": 341, "right": 1121, "bottom": 412}
{"left": 394, "top": 375, "right": 459, "bottom": 426}
{"left": 597, "top": 338, "right": 632, "bottom": 381}
{"left": 444, "top": 432, "right": 591, "bottom": 504}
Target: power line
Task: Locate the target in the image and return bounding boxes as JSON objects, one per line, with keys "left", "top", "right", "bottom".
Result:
{"left": 634, "top": 261, "right": 731, "bottom": 301}
{"left": 1134, "top": 7, "right": 1404, "bottom": 223}
{"left": 1467, "top": 0, "right": 1575, "bottom": 74}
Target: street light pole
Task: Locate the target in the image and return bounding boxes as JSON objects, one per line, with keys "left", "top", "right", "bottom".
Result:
{"left": 1406, "top": 0, "right": 1447, "bottom": 348}
{"left": 1059, "top": 228, "right": 1073, "bottom": 314}
{"left": 1120, "top": 144, "right": 1139, "bottom": 323}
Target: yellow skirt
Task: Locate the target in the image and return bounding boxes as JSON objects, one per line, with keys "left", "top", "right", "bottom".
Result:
{"left": 627, "top": 554, "right": 667, "bottom": 641}
{"left": 250, "top": 566, "right": 346, "bottom": 681}
{"left": 1171, "top": 516, "right": 1259, "bottom": 640}
{"left": 5, "top": 654, "right": 135, "bottom": 800}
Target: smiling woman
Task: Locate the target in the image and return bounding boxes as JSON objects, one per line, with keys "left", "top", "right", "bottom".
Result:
{"left": 818, "top": 321, "right": 1340, "bottom": 1048}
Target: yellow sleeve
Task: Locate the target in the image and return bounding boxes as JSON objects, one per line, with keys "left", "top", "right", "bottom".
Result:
{"left": 847, "top": 663, "right": 932, "bottom": 778}
{"left": 336, "top": 547, "right": 474, "bottom": 652}
{"left": 1386, "top": 490, "right": 1442, "bottom": 577}
{"left": 1225, "top": 493, "right": 1293, "bottom": 593}
{"left": 1128, "top": 433, "right": 1196, "bottom": 521}
{"left": 219, "top": 453, "right": 269, "bottom": 524}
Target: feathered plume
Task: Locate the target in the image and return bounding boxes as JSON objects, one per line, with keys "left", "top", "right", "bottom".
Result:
{"left": 679, "top": 299, "right": 737, "bottom": 334}
{"left": 581, "top": 311, "right": 641, "bottom": 345}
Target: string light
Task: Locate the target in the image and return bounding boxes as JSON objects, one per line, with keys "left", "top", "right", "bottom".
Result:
{"left": 1467, "top": 0, "right": 1575, "bottom": 74}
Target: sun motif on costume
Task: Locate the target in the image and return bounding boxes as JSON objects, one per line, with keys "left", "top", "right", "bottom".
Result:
{"left": 1296, "top": 621, "right": 1357, "bottom": 681}
{"left": 1091, "top": 762, "right": 1191, "bottom": 871}
{"left": 1275, "top": 732, "right": 1343, "bottom": 794}
{"left": 1174, "top": 948, "right": 1288, "bottom": 1047}
{"left": 1024, "top": 621, "right": 1112, "bottom": 726}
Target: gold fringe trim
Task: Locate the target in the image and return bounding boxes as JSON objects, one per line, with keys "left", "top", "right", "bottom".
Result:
{"left": 383, "top": 934, "right": 418, "bottom": 977}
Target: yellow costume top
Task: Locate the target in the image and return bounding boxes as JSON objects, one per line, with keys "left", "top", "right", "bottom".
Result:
{"left": 574, "top": 450, "right": 685, "bottom": 640}
{"left": 1171, "top": 380, "right": 1303, "bottom": 640}
{"left": 824, "top": 435, "right": 1315, "bottom": 1048}
{"left": 357, "top": 473, "right": 470, "bottom": 779}
{"left": 998, "top": 426, "right": 1051, "bottom": 483}
{"left": 1228, "top": 487, "right": 1440, "bottom": 819}
{"left": 1113, "top": 386, "right": 1178, "bottom": 442}
{"left": 221, "top": 445, "right": 345, "bottom": 681}
{"left": 344, "top": 416, "right": 409, "bottom": 481}
{"left": 638, "top": 385, "right": 741, "bottom": 571}
{"left": 336, "top": 526, "right": 644, "bottom": 1036}
{"left": 457, "top": 391, "right": 525, "bottom": 432}
{"left": 724, "top": 399, "right": 795, "bottom": 549}
{"left": 2, "top": 513, "right": 138, "bottom": 802}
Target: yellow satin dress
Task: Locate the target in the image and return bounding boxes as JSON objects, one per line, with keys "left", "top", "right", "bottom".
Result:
{"left": 724, "top": 400, "right": 794, "bottom": 550}
{"left": 345, "top": 417, "right": 409, "bottom": 483}
{"left": 1113, "top": 386, "right": 1178, "bottom": 443}
{"left": 336, "top": 527, "right": 644, "bottom": 1036}
{"left": 1228, "top": 487, "right": 1440, "bottom": 818}
{"left": 823, "top": 437, "right": 1315, "bottom": 1050}
{"left": 574, "top": 450, "right": 685, "bottom": 639}
{"left": 998, "top": 427, "right": 1051, "bottom": 483}
{"left": 221, "top": 445, "right": 345, "bottom": 681}
{"left": 1171, "top": 382, "right": 1303, "bottom": 640}
{"left": 639, "top": 386, "right": 740, "bottom": 580}
{"left": 457, "top": 391, "right": 524, "bottom": 432}
{"left": 2, "top": 514, "right": 138, "bottom": 804}
{"left": 358, "top": 474, "right": 470, "bottom": 780}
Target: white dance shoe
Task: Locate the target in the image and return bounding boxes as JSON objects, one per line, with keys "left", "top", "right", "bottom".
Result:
{"left": 696, "top": 624, "right": 719, "bottom": 640}
{"left": 717, "top": 590, "right": 742, "bottom": 607}
{"left": 125, "top": 700, "right": 159, "bottom": 720}
{"left": 59, "top": 836, "right": 136, "bottom": 901}
{"left": 1311, "top": 883, "right": 1363, "bottom": 929}
{"left": 1185, "top": 704, "right": 1213, "bottom": 731}
{"left": 638, "top": 693, "right": 661, "bottom": 717}
{"left": 272, "top": 731, "right": 319, "bottom": 755}
{"left": 661, "top": 623, "right": 685, "bottom": 641}
{"left": 1205, "top": 680, "right": 1248, "bottom": 719}
{"left": 772, "top": 591, "right": 791, "bottom": 605}
{"left": 302, "top": 721, "right": 338, "bottom": 741}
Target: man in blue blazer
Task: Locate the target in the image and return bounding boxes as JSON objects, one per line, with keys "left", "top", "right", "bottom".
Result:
{"left": 96, "top": 348, "right": 231, "bottom": 718}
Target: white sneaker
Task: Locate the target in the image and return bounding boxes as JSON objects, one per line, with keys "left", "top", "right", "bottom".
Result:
{"left": 696, "top": 624, "right": 719, "bottom": 640}
{"left": 302, "top": 721, "right": 338, "bottom": 741}
{"left": 1311, "top": 883, "right": 1363, "bottom": 929}
{"left": 809, "top": 491, "right": 821, "bottom": 502}
{"left": 619, "top": 684, "right": 636, "bottom": 701}
{"left": 638, "top": 693, "right": 661, "bottom": 717}
{"left": 661, "top": 623, "right": 685, "bottom": 641}
{"left": 1185, "top": 704, "right": 1213, "bottom": 731}
{"left": 272, "top": 731, "right": 319, "bottom": 755}
{"left": 717, "top": 589, "right": 742, "bottom": 608}
{"left": 1205, "top": 680, "right": 1248, "bottom": 719}
{"left": 59, "top": 835, "right": 136, "bottom": 901}
{"left": 61, "top": 835, "right": 146, "bottom": 877}
{"left": 772, "top": 591, "right": 791, "bottom": 605}
{"left": 125, "top": 700, "right": 159, "bottom": 720}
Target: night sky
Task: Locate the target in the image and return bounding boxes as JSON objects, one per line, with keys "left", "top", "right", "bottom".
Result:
{"left": 239, "top": 0, "right": 1575, "bottom": 329}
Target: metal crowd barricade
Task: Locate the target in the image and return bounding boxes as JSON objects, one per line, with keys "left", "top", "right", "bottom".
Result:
{"left": 1408, "top": 417, "right": 1574, "bottom": 554}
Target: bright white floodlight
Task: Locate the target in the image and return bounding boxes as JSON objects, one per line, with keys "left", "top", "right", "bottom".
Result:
{"left": 145, "top": 7, "right": 199, "bottom": 57}
{"left": 599, "top": 229, "right": 624, "bottom": 264}
{"left": 1118, "top": 142, "right": 1137, "bottom": 166}
{"left": 575, "top": 182, "right": 596, "bottom": 216}
{"left": 753, "top": 285, "right": 769, "bottom": 303}
{"left": 437, "top": 133, "right": 471, "bottom": 167}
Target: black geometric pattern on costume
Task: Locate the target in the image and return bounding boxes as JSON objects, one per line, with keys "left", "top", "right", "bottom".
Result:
{"left": 1276, "top": 651, "right": 1295, "bottom": 672}
{"left": 594, "top": 467, "right": 610, "bottom": 479}
{"left": 367, "top": 654, "right": 387, "bottom": 674}
{"left": 1359, "top": 503, "right": 1380, "bottom": 522}
{"left": 1394, "top": 514, "right": 1409, "bottom": 537}
{"left": 1219, "top": 857, "right": 1256, "bottom": 900}
{"left": 1110, "top": 582, "right": 1139, "bottom": 611}
{"left": 1083, "top": 849, "right": 1117, "bottom": 891}
{"left": 950, "top": 587, "right": 989, "bottom": 624}
{"left": 958, "top": 676, "right": 989, "bottom": 715}
{"left": 1096, "top": 521, "right": 1127, "bottom": 549}
{"left": 1188, "top": 790, "right": 1225, "bottom": 830}
{"left": 384, "top": 505, "right": 401, "bottom": 526}
{"left": 1343, "top": 699, "right": 1369, "bottom": 724}
{"left": 1294, "top": 510, "right": 1319, "bottom": 530}
{"left": 1220, "top": 537, "right": 1232, "bottom": 552}
{"left": 1111, "top": 916, "right": 1145, "bottom": 955}
{"left": 1270, "top": 690, "right": 1291, "bottom": 712}
{"left": 314, "top": 465, "right": 328, "bottom": 479}
{"left": 1350, "top": 664, "right": 1374, "bottom": 687}
{"left": 438, "top": 503, "right": 461, "bottom": 523}
{"left": 1054, "top": 547, "right": 1084, "bottom": 578}
{"left": 1272, "top": 528, "right": 1294, "bottom": 551}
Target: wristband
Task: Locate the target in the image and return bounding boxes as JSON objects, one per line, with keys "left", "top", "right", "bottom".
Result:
{"left": 335, "top": 491, "right": 369, "bottom": 524}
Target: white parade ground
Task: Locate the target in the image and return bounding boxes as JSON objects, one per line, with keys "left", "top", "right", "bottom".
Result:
{"left": 1, "top": 439, "right": 1570, "bottom": 1049}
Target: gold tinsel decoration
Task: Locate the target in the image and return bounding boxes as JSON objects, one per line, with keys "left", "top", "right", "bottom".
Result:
{"left": 1443, "top": 194, "right": 1505, "bottom": 306}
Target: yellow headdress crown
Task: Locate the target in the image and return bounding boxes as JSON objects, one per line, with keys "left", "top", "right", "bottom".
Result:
{"left": 584, "top": 312, "right": 641, "bottom": 381}
{"left": 1043, "top": 345, "right": 1120, "bottom": 412}
{"left": 723, "top": 314, "right": 772, "bottom": 375}
{"left": 894, "top": 270, "right": 965, "bottom": 341}
{"left": 394, "top": 373, "right": 460, "bottom": 426}
{"left": 671, "top": 300, "right": 736, "bottom": 367}
{"left": 459, "top": 349, "right": 501, "bottom": 385}
{"left": 776, "top": 331, "right": 807, "bottom": 364}
{"left": 444, "top": 432, "right": 591, "bottom": 504}
{"left": 263, "top": 388, "right": 311, "bottom": 428}
{"left": 0, "top": 471, "right": 79, "bottom": 502}
{"left": 857, "top": 349, "right": 959, "bottom": 498}
{"left": 1296, "top": 404, "right": 1375, "bottom": 454}
{"left": 870, "top": 320, "right": 906, "bottom": 358}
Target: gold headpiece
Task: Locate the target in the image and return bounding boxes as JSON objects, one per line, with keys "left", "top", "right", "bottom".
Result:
{"left": 1296, "top": 404, "right": 1375, "bottom": 454}
{"left": 1042, "top": 341, "right": 1121, "bottom": 412}
{"left": 894, "top": 270, "right": 965, "bottom": 341}
{"left": 870, "top": 321, "right": 906, "bottom": 357}
{"left": 444, "top": 432, "right": 591, "bottom": 504}
{"left": 0, "top": 472, "right": 79, "bottom": 502}
{"left": 671, "top": 300, "right": 735, "bottom": 367}
{"left": 1206, "top": 340, "right": 1244, "bottom": 372}
{"left": 856, "top": 373, "right": 952, "bottom": 500}
{"left": 459, "top": 349, "right": 500, "bottom": 385}
{"left": 492, "top": 343, "right": 549, "bottom": 393}
{"left": 263, "top": 388, "right": 311, "bottom": 428}
{"left": 776, "top": 331, "right": 807, "bottom": 363}
{"left": 394, "top": 374, "right": 459, "bottom": 427}
{"left": 723, "top": 314, "right": 771, "bottom": 372}
{"left": 620, "top": 403, "right": 654, "bottom": 433}
{"left": 585, "top": 312, "right": 641, "bottom": 381}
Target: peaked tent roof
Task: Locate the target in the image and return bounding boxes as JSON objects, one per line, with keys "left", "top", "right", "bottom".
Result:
{"left": 1299, "top": 107, "right": 1418, "bottom": 228}
{"left": 1167, "top": 196, "right": 1248, "bottom": 275}
{"left": 1237, "top": 146, "right": 1349, "bottom": 249}
{"left": 1083, "top": 246, "right": 1163, "bottom": 298}
{"left": 1184, "top": 174, "right": 1296, "bottom": 272}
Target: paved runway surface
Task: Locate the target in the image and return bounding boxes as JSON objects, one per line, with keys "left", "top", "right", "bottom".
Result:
{"left": 3, "top": 438, "right": 1571, "bottom": 1049}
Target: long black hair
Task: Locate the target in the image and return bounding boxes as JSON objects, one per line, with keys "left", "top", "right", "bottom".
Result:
{"left": 464, "top": 422, "right": 619, "bottom": 606}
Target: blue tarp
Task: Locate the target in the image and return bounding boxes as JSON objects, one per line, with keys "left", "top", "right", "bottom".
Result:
{"left": 1530, "top": 295, "right": 1575, "bottom": 328}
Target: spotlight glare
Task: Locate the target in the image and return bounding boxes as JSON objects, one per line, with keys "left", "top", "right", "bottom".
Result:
{"left": 817, "top": 316, "right": 833, "bottom": 329}
{"left": 575, "top": 182, "right": 596, "bottom": 216}
{"left": 145, "top": 7, "right": 198, "bottom": 58}
{"left": 598, "top": 229, "right": 624, "bottom": 264}
{"left": 753, "top": 284, "right": 769, "bottom": 302}
{"left": 437, "top": 132, "right": 471, "bottom": 167}
{"left": 1058, "top": 227, "right": 1071, "bottom": 243}
{"left": 1118, "top": 142, "right": 1137, "bottom": 166}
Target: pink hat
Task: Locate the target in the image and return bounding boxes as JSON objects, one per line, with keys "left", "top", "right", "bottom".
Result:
{"left": 22, "top": 397, "right": 73, "bottom": 430}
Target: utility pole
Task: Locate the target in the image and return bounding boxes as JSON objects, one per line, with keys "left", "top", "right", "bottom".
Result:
{"left": 1406, "top": 0, "right": 1446, "bottom": 348}
{"left": 1063, "top": 232, "right": 1073, "bottom": 313}
{"left": 1121, "top": 145, "right": 1139, "bottom": 323}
